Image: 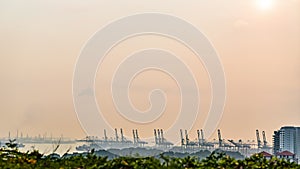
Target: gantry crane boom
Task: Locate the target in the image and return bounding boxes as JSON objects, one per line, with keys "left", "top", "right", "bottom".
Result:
{"left": 185, "top": 130, "right": 189, "bottom": 146}
{"left": 154, "top": 129, "right": 158, "bottom": 145}
{"left": 256, "top": 129, "right": 261, "bottom": 148}
{"left": 262, "top": 131, "right": 267, "bottom": 147}
{"left": 104, "top": 129, "right": 108, "bottom": 142}
{"left": 180, "top": 129, "right": 185, "bottom": 146}
{"left": 197, "top": 130, "right": 201, "bottom": 145}
{"left": 115, "top": 128, "right": 119, "bottom": 142}
{"left": 120, "top": 128, "right": 124, "bottom": 142}
{"left": 218, "top": 129, "right": 222, "bottom": 147}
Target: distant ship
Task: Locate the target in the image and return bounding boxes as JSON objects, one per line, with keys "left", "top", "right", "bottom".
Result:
{"left": 16, "top": 136, "right": 75, "bottom": 144}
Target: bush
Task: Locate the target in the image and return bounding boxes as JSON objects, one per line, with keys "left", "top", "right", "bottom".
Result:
{"left": 0, "top": 145, "right": 299, "bottom": 169}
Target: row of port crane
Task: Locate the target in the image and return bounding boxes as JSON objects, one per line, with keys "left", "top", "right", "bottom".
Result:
{"left": 180, "top": 129, "right": 214, "bottom": 148}
{"left": 78, "top": 128, "right": 272, "bottom": 150}
{"left": 179, "top": 129, "right": 272, "bottom": 150}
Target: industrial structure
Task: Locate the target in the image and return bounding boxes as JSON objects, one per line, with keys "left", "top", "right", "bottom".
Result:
{"left": 132, "top": 129, "right": 148, "bottom": 147}
{"left": 73, "top": 128, "right": 275, "bottom": 157}
{"left": 197, "top": 129, "right": 214, "bottom": 148}
{"left": 179, "top": 129, "right": 198, "bottom": 148}
{"left": 154, "top": 129, "right": 173, "bottom": 148}
{"left": 76, "top": 128, "right": 149, "bottom": 151}
{"left": 217, "top": 129, "right": 234, "bottom": 149}
{"left": 255, "top": 129, "right": 272, "bottom": 150}
{"left": 2, "top": 128, "right": 279, "bottom": 158}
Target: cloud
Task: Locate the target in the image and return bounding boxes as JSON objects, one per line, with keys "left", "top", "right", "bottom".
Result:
{"left": 234, "top": 19, "right": 249, "bottom": 29}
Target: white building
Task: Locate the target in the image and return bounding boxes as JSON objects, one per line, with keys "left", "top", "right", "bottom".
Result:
{"left": 273, "top": 126, "right": 300, "bottom": 160}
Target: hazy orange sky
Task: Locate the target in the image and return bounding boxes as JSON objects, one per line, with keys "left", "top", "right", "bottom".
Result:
{"left": 0, "top": 0, "right": 299, "bottom": 144}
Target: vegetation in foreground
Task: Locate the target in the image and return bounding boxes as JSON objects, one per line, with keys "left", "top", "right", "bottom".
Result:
{"left": 0, "top": 140, "right": 300, "bottom": 169}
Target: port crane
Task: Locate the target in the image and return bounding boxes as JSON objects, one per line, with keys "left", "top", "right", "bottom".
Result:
{"left": 154, "top": 129, "right": 173, "bottom": 147}
{"left": 227, "top": 139, "right": 251, "bottom": 149}
{"left": 179, "top": 129, "right": 199, "bottom": 148}
{"left": 217, "top": 129, "right": 233, "bottom": 149}
{"left": 185, "top": 130, "right": 198, "bottom": 147}
{"left": 256, "top": 129, "right": 262, "bottom": 148}
{"left": 104, "top": 129, "right": 108, "bottom": 142}
{"left": 261, "top": 131, "right": 272, "bottom": 150}
{"left": 255, "top": 129, "right": 272, "bottom": 150}
{"left": 180, "top": 129, "right": 185, "bottom": 147}
{"left": 197, "top": 129, "right": 214, "bottom": 148}
{"left": 118, "top": 128, "right": 132, "bottom": 144}
{"left": 115, "top": 128, "right": 119, "bottom": 142}
{"left": 132, "top": 129, "right": 147, "bottom": 147}
{"left": 104, "top": 128, "right": 133, "bottom": 144}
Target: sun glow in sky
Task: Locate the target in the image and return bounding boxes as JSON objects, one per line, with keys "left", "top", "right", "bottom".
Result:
{"left": 257, "top": 0, "right": 274, "bottom": 10}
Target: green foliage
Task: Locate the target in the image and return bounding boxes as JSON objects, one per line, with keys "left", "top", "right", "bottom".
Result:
{"left": 0, "top": 145, "right": 300, "bottom": 169}
{"left": 5, "top": 139, "right": 18, "bottom": 150}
